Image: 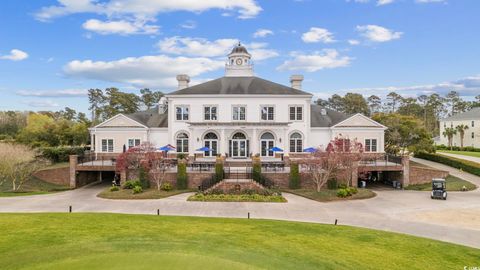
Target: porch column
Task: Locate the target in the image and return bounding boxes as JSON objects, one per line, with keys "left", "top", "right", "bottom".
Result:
{"left": 220, "top": 128, "right": 226, "bottom": 156}
{"left": 252, "top": 128, "right": 258, "bottom": 156}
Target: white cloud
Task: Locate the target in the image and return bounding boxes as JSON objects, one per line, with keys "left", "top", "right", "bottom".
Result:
{"left": 277, "top": 49, "right": 352, "bottom": 72}
{"left": 348, "top": 39, "right": 360, "bottom": 45}
{"left": 0, "top": 49, "right": 29, "bottom": 61}
{"left": 377, "top": 0, "right": 395, "bottom": 5}
{"left": 16, "top": 89, "right": 87, "bottom": 98}
{"left": 23, "top": 100, "right": 60, "bottom": 108}
{"left": 253, "top": 29, "right": 273, "bottom": 38}
{"left": 356, "top": 25, "right": 402, "bottom": 42}
{"left": 301, "top": 27, "right": 335, "bottom": 43}
{"left": 156, "top": 37, "right": 278, "bottom": 60}
{"left": 180, "top": 20, "right": 197, "bottom": 29}
{"left": 35, "top": 0, "right": 262, "bottom": 21}
{"left": 63, "top": 54, "right": 225, "bottom": 88}
{"left": 82, "top": 19, "right": 159, "bottom": 35}
{"left": 331, "top": 75, "right": 480, "bottom": 98}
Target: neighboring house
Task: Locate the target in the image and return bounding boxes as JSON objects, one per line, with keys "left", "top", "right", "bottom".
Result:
{"left": 89, "top": 44, "right": 386, "bottom": 158}
{"left": 439, "top": 107, "right": 480, "bottom": 148}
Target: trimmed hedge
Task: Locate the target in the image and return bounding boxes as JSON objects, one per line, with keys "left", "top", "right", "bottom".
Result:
{"left": 415, "top": 152, "right": 480, "bottom": 177}
{"left": 215, "top": 162, "right": 224, "bottom": 182}
{"left": 39, "top": 146, "right": 86, "bottom": 163}
{"left": 176, "top": 162, "right": 188, "bottom": 190}
{"left": 288, "top": 163, "right": 300, "bottom": 189}
{"left": 436, "top": 144, "right": 480, "bottom": 152}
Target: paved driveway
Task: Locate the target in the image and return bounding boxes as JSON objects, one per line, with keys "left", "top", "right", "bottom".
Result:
{"left": 437, "top": 152, "right": 480, "bottom": 164}
{"left": 1, "top": 158, "right": 479, "bottom": 249}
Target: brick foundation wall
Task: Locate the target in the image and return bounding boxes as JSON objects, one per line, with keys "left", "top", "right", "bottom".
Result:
{"left": 33, "top": 167, "right": 70, "bottom": 186}
{"left": 409, "top": 166, "right": 449, "bottom": 185}
{"left": 129, "top": 171, "right": 214, "bottom": 189}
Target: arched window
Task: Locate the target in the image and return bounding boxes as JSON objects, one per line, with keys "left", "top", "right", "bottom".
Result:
{"left": 260, "top": 132, "right": 274, "bottom": 140}
{"left": 176, "top": 133, "right": 189, "bottom": 153}
{"left": 290, "top": 132, "right": 303, "bottom": 153}
{"left": 203, "top": 132, "right": 218, "bottom": 157}
{"left": 232, "top": 132, "right": 246, "bottom": 139}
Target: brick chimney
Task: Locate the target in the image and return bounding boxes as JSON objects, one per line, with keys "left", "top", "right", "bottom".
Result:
{"left": 176, "top": 74, "right": 190, "bottom": 90}
{"left": 290, "top": 75, "right": 304, "bottom": 90}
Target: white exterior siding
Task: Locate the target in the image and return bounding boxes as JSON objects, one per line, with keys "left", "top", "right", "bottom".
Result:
{"left": 439, "top": 119, "right": 480, "bottom": 147}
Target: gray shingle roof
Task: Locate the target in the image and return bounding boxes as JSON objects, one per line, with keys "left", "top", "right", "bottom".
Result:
{"left": 125, "top": 107, "right": 168, "bottom": 128}
{"left": 310, "top": 104, "right": 349, "bottom": 127}
{"left": 441, "top": 107, "right": 480, "bottom": 121}
{"left": 167, "top": 77, "right": 312, "bottom": 96}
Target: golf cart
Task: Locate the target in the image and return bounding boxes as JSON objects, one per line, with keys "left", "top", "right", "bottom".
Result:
{"left": 431, "top": 178, "right": 447, "bottom": 200}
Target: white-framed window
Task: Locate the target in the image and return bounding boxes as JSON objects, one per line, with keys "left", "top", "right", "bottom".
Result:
{"left": 289, "top": 132, "right": 303, "bottom": 153}
{"left": 232, "top": 105, "right": 246, "bottom": 121}
{"left": 261, "top": 106, "right": 275, "bottom": 121}
{"left": 472, "top": 121, "right": 475, "bottom": 127}
{"left": 175, "top": 106, "right": 189, "bottom": 121}
{"left": 101, "top": 139, "right": 114, "bottom": 152}
{"left": 472, "top": 132, "right": 475, "bottom": 139}
{"left": 289, "top": 106, "right": 303, "bottom": 121}
{"left": 128, "top": 139, "right": 141, "bottom": 149}
{"left": 204, "top": 106, "right": 218, "bottom": 121}
{"left": 176, "top": 133, "right": 189, "bottom": 153}
{"left": 365, "top": 139, "right": 378, "bottom": 152}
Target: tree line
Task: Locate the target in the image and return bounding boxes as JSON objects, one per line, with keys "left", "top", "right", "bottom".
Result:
{"left": 317, "top": 91, "right": 480, "bottom": 136}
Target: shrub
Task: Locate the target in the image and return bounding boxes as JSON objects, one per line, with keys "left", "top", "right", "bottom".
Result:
{"left": 110, "top": 185, "right": 119, "bottom": 192}
{"left": 177, "top": 153, "right": 187, "bottom": 160}
{"left": 338, "top": 183, "right": 348, "bottom": 189}
{"left": 415, "top": 152, "right": 480, "bottom": 177}
{"left": 132, "top": 186, "right": 143, "bottom": 194}
{"left": 348, "top": 187, "right": 358, "bottom": 195}
{"left": 327, "top": 179, "right": 338, "bottom": 190}
{"left": 252, "top": 157, "right": 262, "bottom": 182}
{"left": 39, "top": 146, "right": 86, "bottom": 163}
{"left": 138, "top": 167, "right": 150, "bottom": 189}
{"left": 176, "top": 162, "right": 188, "bottom": 190}
{"left": 337, "top": 188, "right": 349, "bottom": 198}
{"left": 215, "top": 161, "right": 224, "bottom": 182}
{"left": 160, "top": 182, "right": 172, "bottom": 191}
{"left": 436, "top": 144, "right": 480, "bottom": 152}
{"left": 288, "top": 163, "right": 300, "bottom": 189}
{"left": 123, "top": 180, "right": 141, "bottom": 189}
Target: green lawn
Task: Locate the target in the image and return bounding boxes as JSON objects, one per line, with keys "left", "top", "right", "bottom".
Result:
{"left": 97, "top": 186, "right": 192, "bottom": 200}
{"left": 285, "top": 188, "right": 376, "bottom": 202}
{"left": 0, "top": 213, "right": 477, "bottom": 270}
{"left": 405, "top": 175, "right": 477, "bottom": 191}
{"left": 438, "top": 150, "right": 480, "bottom": 158}
{"left": 0, "top": 176, "right": 70, "bottom": 197}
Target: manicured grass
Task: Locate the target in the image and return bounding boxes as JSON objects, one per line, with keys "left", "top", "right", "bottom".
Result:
{"left": 285, "top": 188, "right": 376, "bottom": 202}
{"left": 188, "top": 193, "right": 287, "bottom": 202}
{"left": 41, "top": 162, "right": 70, "bottom": 170}
{"left": 438, "top": 150, "right": 480, "bottom": 158}
{"left": 97, "top": 186, "right": 192, "bottom": 200}
{"left": 0, "top": 213, "right": 477, "bottom": 270}
{"left": 0, "top": 176, "right": 70, "bottom": 197}
{"left": 405, "top": 175, "right": 477, "bottom": 191}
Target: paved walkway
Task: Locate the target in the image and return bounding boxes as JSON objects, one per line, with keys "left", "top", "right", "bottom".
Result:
{"left": 437, "top": 152, "right": 480, "bottom": 164}
{"left": 1, "top": 158, "right": 479, "bottom": 249}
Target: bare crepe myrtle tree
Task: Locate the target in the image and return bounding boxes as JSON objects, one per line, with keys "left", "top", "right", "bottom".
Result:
{"left": 146, "top": 152, "right": 172, "bottom": 190}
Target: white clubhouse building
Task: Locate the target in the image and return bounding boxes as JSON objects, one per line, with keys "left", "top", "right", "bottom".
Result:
{"left": 89, "top": 44, "right": 386, "bottom": 158}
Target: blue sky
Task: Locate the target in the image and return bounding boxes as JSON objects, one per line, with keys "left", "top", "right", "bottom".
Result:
{"left": 1, "top": 0, "right": 479, "bottom": 113}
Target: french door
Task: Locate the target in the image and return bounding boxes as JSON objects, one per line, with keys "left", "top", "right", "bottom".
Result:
{"left": 231, "top": 139, "right": 247, "bottom": 158}
{"left": 260, "top": 140, "right": 274, "bottom": 157}
{"left": 204, "top": 140, "right": 218, "bottom": 157}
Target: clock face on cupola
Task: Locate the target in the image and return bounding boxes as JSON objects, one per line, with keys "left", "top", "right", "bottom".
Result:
{"left": 225, "top": 42, "right": 254, "bottom": 77}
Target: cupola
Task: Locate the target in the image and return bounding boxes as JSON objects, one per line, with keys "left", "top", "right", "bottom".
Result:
{"left": 225, "top": 42, "right": 254, "bottom": 77}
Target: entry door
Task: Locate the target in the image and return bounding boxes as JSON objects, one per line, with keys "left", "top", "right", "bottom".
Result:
{"left": 261, "top": 140, "right": 274, "bottom": 157}
{"left": 232, "top": 140, "right": 247, "bottom": 158}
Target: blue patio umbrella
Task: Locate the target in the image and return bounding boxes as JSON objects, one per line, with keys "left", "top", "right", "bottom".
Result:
{"left": 196, "top": 146, "right": 211, "bottom": 152}
{"left": 159, "top": 144, "right": 175, "bottom": 151}
{"left": 303, "top": 147, "right": 317, "bottom": 153}
{"left": 269, "top": 147, "right": 283, "bottom": 152}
